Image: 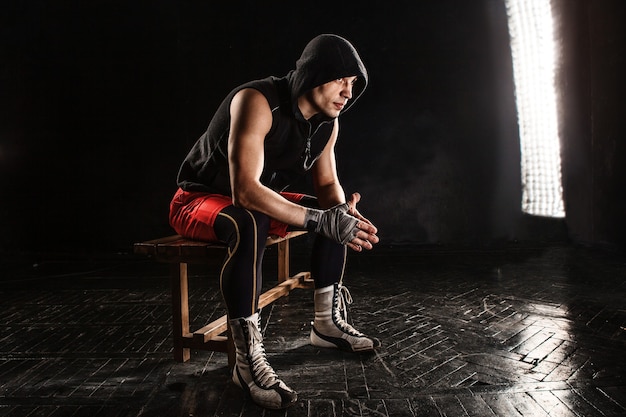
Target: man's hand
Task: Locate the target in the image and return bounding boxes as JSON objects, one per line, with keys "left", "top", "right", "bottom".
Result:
{"left": 303, "top": 193, "right": 379, "bottom": 252}
{"left": 344, "top": 192, "right": 379, "bottom": 251}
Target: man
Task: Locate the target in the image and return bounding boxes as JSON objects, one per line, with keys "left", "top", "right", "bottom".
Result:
{"left": 169, "top": 34, "right": 380, "bottom": 410}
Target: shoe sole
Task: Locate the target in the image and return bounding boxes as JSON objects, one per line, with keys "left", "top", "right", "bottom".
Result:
{"left": 310, "top": 327, "right": 379, "bottom": 353}
{"left": 232, "top": 365, "right": 297, "bottom": 410}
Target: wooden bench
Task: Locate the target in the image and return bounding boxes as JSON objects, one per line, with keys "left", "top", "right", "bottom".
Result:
{"left": 133, "top": 231, "right": 313, "bottom": 367}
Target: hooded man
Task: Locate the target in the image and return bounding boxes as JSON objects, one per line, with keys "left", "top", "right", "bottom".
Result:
{"left": 169, "top": 34, "right": 380, "bottom": 410}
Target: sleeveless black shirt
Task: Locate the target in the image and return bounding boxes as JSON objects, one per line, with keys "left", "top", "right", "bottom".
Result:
{"left": 176, "top": 34, "right": 368, "bottom": 196}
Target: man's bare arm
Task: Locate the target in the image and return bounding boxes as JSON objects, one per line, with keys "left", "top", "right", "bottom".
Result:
{"left": 228, "top": 88, "right": 308, "bottom": 226}
{"left": 311, "top": 119, "right": 379, "bottom": 251}
{"left": 311, "top": 119, "right": 346, "bottom": 209}
{"left": 229, "top": 89, "right": 378, "bottom": 250}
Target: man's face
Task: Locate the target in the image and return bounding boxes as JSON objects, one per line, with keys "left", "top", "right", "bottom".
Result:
{"left": 303, "top": 76, "right": 358, "bottom": 119}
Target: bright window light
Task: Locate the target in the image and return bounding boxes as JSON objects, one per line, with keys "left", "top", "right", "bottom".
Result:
{"left": 505, "top": 0, "right": 565, "bottom": 218}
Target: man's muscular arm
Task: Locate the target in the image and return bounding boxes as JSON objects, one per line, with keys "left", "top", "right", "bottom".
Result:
{"left": 310, "top": 119, "right": 379, "bottom": 251}
{"left": 228, "top": 88, "right": 308, "bottom": 226}
{"left": 229, "top": 89, "right": 377, "bottom": 250}
{"left": 310, "top": 119, "right": 346, "bottom": 209}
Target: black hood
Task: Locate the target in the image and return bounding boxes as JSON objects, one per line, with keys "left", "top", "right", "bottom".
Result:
{"left": 287, "top": 34, "right": 368, "bottom": 116}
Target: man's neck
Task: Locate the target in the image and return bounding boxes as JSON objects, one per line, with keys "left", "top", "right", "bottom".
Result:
{"left": 297, "top": 94, "right": 318, "bottom": 120}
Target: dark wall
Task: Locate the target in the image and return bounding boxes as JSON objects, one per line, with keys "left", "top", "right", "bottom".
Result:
{"left": 1, "top": 0, "right": 624, "bottom": 253}
{"left": 586, "top": 0, "right": 626, "bottom": 246}
{"left": 558, "top": 0, "right": 626, "bottom": 247}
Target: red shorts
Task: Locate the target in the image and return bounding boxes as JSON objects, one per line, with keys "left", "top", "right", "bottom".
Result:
{"left": 168, "top": 188, "right": 304, "bottom": 242}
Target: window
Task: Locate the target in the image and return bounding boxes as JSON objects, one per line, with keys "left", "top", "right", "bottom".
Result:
{"left": 505, "top": 0, "right": 565, "bottom": 218}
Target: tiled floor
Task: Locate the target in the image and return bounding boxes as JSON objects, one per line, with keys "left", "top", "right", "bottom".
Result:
{"left": 1, "top": 242, "right": 625, "bottom": 416}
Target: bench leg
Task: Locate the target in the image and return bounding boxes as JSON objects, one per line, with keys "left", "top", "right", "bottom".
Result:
{"left": 170, "top": 263, "right": 191, "bottom": 362}
{"left": 277, "top": 239, "right": 289, "bottom": 283}
{"left": 226, "top": 316, "right": 235, "bottom": 370}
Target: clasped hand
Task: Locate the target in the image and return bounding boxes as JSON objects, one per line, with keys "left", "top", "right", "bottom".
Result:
{"left": 304, "top": 192, "right": 379, "bottom": 252}
{"left": 344, "top": 192, "right": 378, "bottom": 252}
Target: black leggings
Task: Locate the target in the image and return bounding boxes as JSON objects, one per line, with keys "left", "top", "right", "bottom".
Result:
{"left": 213, "top": 197, "right": 346, "bottom": 318}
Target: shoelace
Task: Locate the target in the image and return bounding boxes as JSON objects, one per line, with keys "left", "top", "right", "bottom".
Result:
{"left": 334, "top": 285, "right": 364, "bottom": 337}
{"left": 246, "top": 317, "right": 280, "bottom": 387}
{"left": 336, "top": 284, "right": 352, "bottom": 322}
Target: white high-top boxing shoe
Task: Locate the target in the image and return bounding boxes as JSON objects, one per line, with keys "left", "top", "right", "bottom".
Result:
{"left": 229, "top": 312, "right": 297, "bottom": 409}
{"left": 310, "top": 283, "right": 381, "bottom": 352}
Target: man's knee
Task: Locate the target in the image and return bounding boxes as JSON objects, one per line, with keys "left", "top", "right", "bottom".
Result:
{"left": 218, "top": 207, "right": 271, "bottom": 243}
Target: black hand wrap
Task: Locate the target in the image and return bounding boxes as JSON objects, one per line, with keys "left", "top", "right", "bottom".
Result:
{"left": 304, "top": 203, "right": 360, "bottom": 245}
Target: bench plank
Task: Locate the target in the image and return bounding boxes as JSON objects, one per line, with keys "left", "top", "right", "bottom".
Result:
{"left": 135, "top": 231, "right": 309, "bottom": 264}
{"left": 134, "top": 230, "right": 311, "bottom": 366}
{"left": 191, "top": 272, "right": 313, "bottom": 344}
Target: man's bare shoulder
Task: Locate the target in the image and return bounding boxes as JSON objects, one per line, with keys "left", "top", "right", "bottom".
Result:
{"left": 231, "top": 88, "right": 271, "bottom": 114}
{"left": 230, "top": 88, "right": 273, "bottom": 133}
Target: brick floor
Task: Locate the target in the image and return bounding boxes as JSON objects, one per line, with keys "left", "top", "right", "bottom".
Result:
{"left": 1, "top": 243, "right": 625, "bottom": 416}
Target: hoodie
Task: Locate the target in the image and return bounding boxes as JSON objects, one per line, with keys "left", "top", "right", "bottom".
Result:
{"left": 176, "top": 34, "right": 368, "bottom": 195}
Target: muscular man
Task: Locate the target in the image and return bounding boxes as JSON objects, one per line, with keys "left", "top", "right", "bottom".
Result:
{"left": 169, "top": 34, "right": 380, "bottom": 409}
